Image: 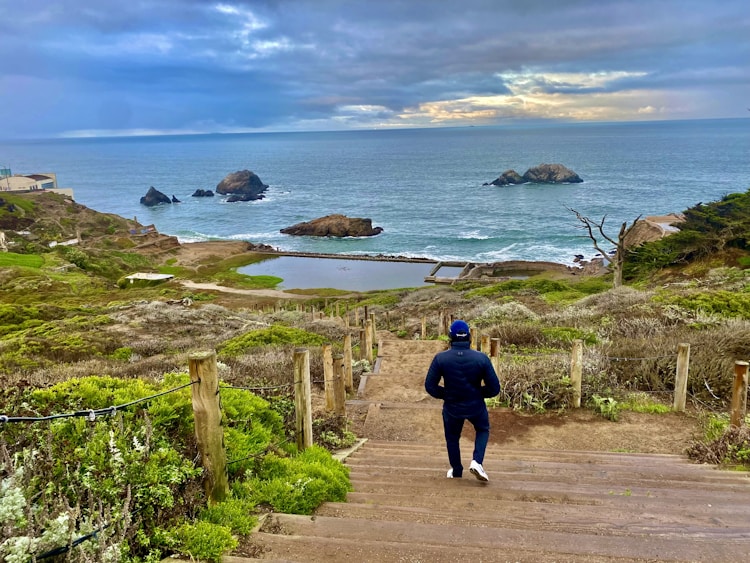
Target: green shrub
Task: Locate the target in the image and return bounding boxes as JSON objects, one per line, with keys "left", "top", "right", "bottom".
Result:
{"left": 173, "top": 521, "right": 238, "bottom": 563}
{"left": 591, "top": 394, "right": 619, "bottom": 421}
{"left": 199, "top": 498, "right": 258, "bottom": 535}
{"left": 660, "top": 290, "right": 750, "bottom": 319}
{"left": 237, "top": 446, "right": 351, "bottom": 514}
{"left": 220, "top": 325, "right": 328, "bottom": 356}
{"left": 541, "top": 326, "right": 598, "bottom": 346}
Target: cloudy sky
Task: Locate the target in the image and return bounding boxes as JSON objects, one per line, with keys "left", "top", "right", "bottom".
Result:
{"left": 1, "top": 0, "right": 748, "bottom": 138}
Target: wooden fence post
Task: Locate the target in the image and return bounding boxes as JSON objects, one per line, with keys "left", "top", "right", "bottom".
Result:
{"left": 364, "top": 319, "right": 374, "bottom": 363}
{"left": 470, "top": 326, "right": 478, "bottom": 350}
{"left": 673, "top": 343, "right": 690, "bottom": 412}
{"left": 481, "top": 335, "right": 491, "bottom": 355}
{"left": 370, "top": 313, "right": 377, "bottom": 344}
{"left": 490, "top": 338, "right": 501, "bottom": 378}
{"left": 323, "top": 344, "right": 334, "bottom": 412}
{"left": 730, "top": 361, "right": 749, "bottom": 427}
{"left": 343, "top": 333, "right": 353, "bottom": 392}
{"left": 189, "top": 351, "right": 229, "bottom": 504}
{"left": 293, "top": 348, "right": 313, "bottom": 450}
{"left": 570, "top": 339, "right": 583, "bottom": 408}
{"left": 333, "top": 354, "right": 347, "bottom": 416}
{"left": 421, "top": 316, "right": 427, "bottom": 340}
{"left": 438, "top": 311, "right": 445, "bottom": 336}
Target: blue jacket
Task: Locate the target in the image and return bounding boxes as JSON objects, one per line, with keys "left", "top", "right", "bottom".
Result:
{"left": 425, "top": 341, "right": 501, "bottom": 417}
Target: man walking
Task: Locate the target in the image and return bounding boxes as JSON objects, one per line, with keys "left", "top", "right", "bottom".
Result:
{"left": 425, "top": 320, "right": 500, "bottom": 481}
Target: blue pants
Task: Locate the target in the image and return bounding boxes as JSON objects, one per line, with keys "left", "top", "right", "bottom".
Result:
{"left": 442, "top": 407, "right": 490, "bottom": 478}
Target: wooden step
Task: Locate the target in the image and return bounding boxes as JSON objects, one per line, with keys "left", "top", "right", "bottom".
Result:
{"left": 246, "top": 513, "right": 750, "bottom": 562}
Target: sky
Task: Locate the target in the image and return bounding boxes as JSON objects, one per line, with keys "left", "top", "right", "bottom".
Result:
{"left": 1, "top": 0, "right": 748, "bottom": 138}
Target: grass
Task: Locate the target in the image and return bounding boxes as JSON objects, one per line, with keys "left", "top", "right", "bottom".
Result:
{"left": 0, "top": 252, "right": 44, "bottom": 268}
{"left": 619, "top": 392, "right": 671, "bottom": 414}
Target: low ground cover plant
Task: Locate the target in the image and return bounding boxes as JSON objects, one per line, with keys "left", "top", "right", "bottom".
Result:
{"left": 0, "top": 373, "right": 350, "bottom": 563}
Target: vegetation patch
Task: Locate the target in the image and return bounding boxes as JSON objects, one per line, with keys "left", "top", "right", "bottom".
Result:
{"left": 220, "top": 325, "right": 328, "bottom": 356}
{"left": 0, "top": 373, "right": 350, "bottom": 563}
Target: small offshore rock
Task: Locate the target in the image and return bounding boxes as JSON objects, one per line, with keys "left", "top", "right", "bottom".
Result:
{"left": 191, "top": 189, "right": 214, "bottom": 197}
{"left": 140, "top": 186, "right": 171, "bottom": 206}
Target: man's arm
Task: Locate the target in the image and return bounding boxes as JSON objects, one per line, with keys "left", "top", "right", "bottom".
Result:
{"left": 424, "top": 356, "right": 445, "bottom": 399}
{"left": 481, "top": 357, "right": 501, "bottom": 398}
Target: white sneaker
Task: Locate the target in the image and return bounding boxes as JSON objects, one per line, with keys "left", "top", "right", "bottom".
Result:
{"left": 446, "top": 468, "right": 454, "bottom": 478}
{"left": 469, "top": 460, "right": 489, "bottom": 482}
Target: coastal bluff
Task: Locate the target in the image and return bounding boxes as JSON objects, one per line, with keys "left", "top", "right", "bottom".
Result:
{"left": 281, "top": 214, "right": 384, "bottom": 237}
{"left": 485, "top": 163, "right": 583, "bottom": 186}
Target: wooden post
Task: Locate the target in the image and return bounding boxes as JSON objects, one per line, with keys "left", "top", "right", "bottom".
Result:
{"left": 481, "top": 335, "right": 491, "bottom": 355}
{"left": 322, "top": 344, "right": 334, "bottom": 412}
{"left": 673, "top": 343, "right": 690, "bottom": 412}
{"left": 364, "top": 306, "right": 369, "bottom": 325}
{"left": 421, "top": 316, "right": 427, "bottom": 340}
{"left": 570, "top": 339, "right": 583, "bottom": 408}
{"left": 386, "top": 311, "right": 390, "bottom": 330}
{"left": 293, "top": 348, "right": 313, "bottom": 449}
{"left": 189, "top": 351, "right": 229, "bottom": 504}
{"left": 370, "top": 313, "right": 377, "bottom": 344}
{"left": 359, "top": 328, "right": 366, "bottom": 361}
{"left": 336, "top": 302, "right": 340, "bottom": 318}
{"left": 343, "top": 333, "right": 353, "bottom": 392}
{"left": 333, "top": 354, "right": 346, "bottom": 416}
{"left": 490, "top": 338, "right": 501, "bottom": 377}
{"left": 364, "top": 319, "right": 374, "bottom": 363}
{"left": 355, "top": 308, "right": 360, "bottom": 326}
{"left": 470, "top": 326, "right": 478, "bottom": 350}
{"left": 730, "top": 361, "right": 749, "bottom": 427}
{"left": 438, "top": 311, "right": 445, "bottom": 336}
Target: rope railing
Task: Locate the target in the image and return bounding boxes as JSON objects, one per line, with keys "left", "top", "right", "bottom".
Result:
{"left": 0, "top": 380, "right": 197, "bottom": 424}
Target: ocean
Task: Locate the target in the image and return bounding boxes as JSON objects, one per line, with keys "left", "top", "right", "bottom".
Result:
{"left": 2, "top": 119, "right": 749, "bottom": 267}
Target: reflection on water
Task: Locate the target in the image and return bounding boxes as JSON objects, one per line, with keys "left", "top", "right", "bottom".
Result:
{"left": 238, "top": 256, "right": 439, "bottom": 291}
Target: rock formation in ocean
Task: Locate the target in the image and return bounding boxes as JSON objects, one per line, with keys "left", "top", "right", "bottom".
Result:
{"left": 484, "top": 169, "right": 524, "bottom": 186}
{"left": 522, "top": 163, "right": 583, "bottom": 183}
{"left": 216, "top": 170, "right": 269, "bottom": 202}
{"left": 485, "top": 163, "right": 583, "bottom": 186}
{"left": 140, "top": 186, "right": 171, "bottom": 206}
{"left": 191, "top": 189, "right": 214, "bottom": 197}
{"left": 280, "top": 214, "right": 384, "bottom": 237}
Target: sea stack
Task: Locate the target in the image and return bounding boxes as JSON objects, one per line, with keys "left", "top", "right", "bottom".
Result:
{"left": 216, "top": 170, "right": 269, "bottom": 202}
{"left": 281, "top": 214, "right": 384, "bottom": 237}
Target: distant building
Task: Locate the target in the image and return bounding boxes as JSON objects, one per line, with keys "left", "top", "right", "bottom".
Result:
{"left": 0, "top": 168, "right": 74, "bottom": 198}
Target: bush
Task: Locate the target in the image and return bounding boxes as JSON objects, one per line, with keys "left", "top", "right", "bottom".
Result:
{"left": 173, "top": 521, "right": 238, "bottom": 563}
{"left": 237, "top": 446, "right": 351, "bottom": 514}
{"left": 220, "top": 325, "right": 328, "bottom": 356}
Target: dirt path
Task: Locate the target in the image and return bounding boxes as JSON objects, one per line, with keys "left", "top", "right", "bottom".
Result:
{"left": 179, "top": 280, "right": 311, "bottom": 299}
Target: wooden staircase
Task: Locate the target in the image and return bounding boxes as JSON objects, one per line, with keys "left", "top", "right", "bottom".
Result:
{"left": 226, "top": 337, "right": 750, "bottom": 562}
{"left": 231, "top": 439, "right": 750, "bottom": 562}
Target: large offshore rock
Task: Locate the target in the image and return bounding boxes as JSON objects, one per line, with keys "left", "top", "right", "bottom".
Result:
{"left": 522, "top": 163, "right": 583, "bottom": 183}
{"left": 215, "top": 170, "right": 269, "bottom": 202}
{"left": 281, "top": 214, "right": 384, "bottom": 237}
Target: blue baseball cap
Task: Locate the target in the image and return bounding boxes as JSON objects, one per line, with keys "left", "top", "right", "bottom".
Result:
{"left": 449, "top": 320, "right": 470, "bottom": 341}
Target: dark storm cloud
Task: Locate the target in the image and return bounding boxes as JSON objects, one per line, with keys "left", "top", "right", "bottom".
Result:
{"left": 0, "top": 0, "right": 747, "bottom": 137}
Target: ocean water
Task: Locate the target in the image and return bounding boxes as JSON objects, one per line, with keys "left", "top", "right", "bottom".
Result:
{"left": 2, "top": 119, "right": 749, "bottom": 265}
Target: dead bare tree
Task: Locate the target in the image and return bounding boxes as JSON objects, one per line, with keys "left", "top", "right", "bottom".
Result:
{"left": 568, "top": 208, "right": 641, "bottom": 288}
